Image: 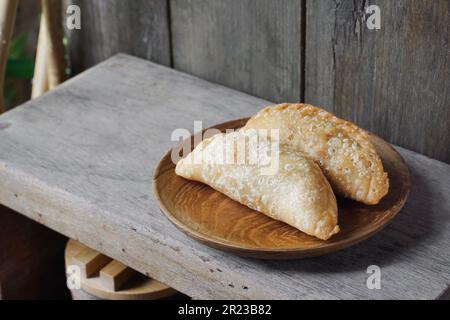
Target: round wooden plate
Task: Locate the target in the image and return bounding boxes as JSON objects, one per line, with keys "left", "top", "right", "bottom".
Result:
{"left": 153, "top": 118, "right": 410, "bottom": 259}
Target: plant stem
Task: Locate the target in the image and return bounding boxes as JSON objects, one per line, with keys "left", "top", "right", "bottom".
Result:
{"left": 0, "top": 0, "right": 19, "bottom": 113}
{"left": 32, "top": 15, "right": 49, "bottom": 99}
{"left": 41, "top": 0, "right": 65, "bottom": 89}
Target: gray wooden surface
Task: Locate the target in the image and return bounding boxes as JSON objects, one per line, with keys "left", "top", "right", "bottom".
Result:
{"left": 170, "top": 0, "right": 303, "bottom": 102}
{"left": 64, "top": 0, "right": 171, "bottom": 74}
{"left": 0, "top": 54, "right": 448, "bottom": 299}
{"left": 305, "top": 0, "right": 450, "bottom": 163}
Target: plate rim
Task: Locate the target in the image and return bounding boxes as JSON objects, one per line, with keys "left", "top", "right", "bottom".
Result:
{"left": 152, "top": 117, "right": 411, "bottom": 259}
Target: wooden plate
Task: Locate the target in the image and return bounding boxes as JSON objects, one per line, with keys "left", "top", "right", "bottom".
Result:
{"left": 153, "top": 118, "right": 410, "bottom": 259}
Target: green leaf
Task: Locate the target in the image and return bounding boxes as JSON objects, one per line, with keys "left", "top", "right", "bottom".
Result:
{"left": 8, "top": 33, "right": 27, "bottom": 59}
{"left": 6, "top": 58, "right": 34, "bottom": 78}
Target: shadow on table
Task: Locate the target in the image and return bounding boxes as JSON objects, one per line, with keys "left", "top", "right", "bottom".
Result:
{"left": 261, "top": 163, "right": 446, "bottom": 274}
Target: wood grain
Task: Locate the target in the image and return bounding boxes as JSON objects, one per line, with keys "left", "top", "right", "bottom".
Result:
{"left": 64, "top": 0, "right": 171, "bottom": 74}
{"left": 65, "top": 240, "right": 176, "bottom": 300}
{"left": 100, "top": 260, "right": 137, "bottom": 292}
{"left": 305, "top": 0, "right": 450, "bottom": 163}
{"left": 72, "top": 247, "right": 111, "bottom": 278}
{"left": 0, "top": 54, "right": 448, "bottom": 299}
{"left": 153, "top": 118, "right": 410, "bottom": 259}
{"left": 170, "top": 0, "right": 303, "bottom": 102}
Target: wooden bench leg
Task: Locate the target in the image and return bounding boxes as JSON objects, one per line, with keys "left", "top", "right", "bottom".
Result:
{"left": 0, "top": 205, "right": 69, "bottom": 299}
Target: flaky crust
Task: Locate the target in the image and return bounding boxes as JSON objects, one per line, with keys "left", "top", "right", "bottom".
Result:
{"left": 175, "top": 130, "right": 339, "bottom": 240}
{"left": 244, "top": 103, "right": 389, "bottom": 205}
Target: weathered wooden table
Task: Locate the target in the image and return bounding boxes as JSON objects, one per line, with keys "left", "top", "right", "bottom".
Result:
{"left": 0, "top": 54, "right": 448, "bottom": 299}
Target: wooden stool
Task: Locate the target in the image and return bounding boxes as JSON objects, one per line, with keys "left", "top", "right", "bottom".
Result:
{"left": 65, "top": 239, "right": 177, "bottom": 300}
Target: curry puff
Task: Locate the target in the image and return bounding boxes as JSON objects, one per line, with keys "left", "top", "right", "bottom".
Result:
{"left": 175, "top": 130, "right": 339, "bottom": 240}
{"left": 244, "top": 103, "right": 389, "bottom": 205}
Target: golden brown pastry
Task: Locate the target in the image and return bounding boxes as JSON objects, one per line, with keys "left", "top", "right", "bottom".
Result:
{"left": 175, "top": 130, "right": 339, "bottom": 240}
{"left": 244, "top": 103, "right": 389, "bottom": 205}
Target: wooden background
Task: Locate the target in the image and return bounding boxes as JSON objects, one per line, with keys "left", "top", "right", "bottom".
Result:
{"left": 64, "top": 0, "right": 449, "bottom": 163}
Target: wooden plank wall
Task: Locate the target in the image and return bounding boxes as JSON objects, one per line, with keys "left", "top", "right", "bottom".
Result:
{"left": 64, "top": 0, "right": 171, "bottom": 74}
{"left": 64, "top": 0, "right": 449, "bottom": 163}
{"left": 170, "top": 0, "right": 303, "bottom": 102}
{"left": 305, "top": 0, "right": 450, "bottom": 163}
